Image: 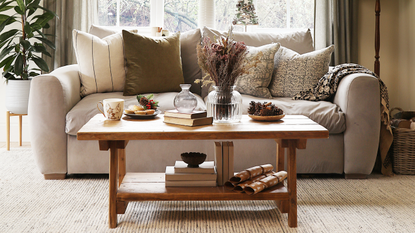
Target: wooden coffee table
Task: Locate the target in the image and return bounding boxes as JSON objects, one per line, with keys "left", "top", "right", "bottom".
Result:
{"left": 77, "top": 114, "right": 328, "bottom": 228}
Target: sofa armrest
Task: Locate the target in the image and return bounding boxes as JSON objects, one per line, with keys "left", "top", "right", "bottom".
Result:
{"left": 28, "top": 65, "right": 81, "bottom": 177}
{"left": 333, "top": 73, "right": 380, "bottom": 176}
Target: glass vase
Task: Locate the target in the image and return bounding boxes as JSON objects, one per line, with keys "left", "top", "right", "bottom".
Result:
{"left": 174, "top": 84, "right": 198, "bottom": 113}
{"left": 206, "top": 85, "right": 242, "bottom": 123}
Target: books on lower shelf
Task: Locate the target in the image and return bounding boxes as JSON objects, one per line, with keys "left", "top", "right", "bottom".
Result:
{"left": 163, "top": 116, "right": 213, "bottom": 126}
{"left": 165, "top": 161, "right": 217, "bottom": 187}
{"left": 174, "top": 161, "right": 215, "bottom": 173}
{"left": 215, "top": 141, "right": 234, "bottom": 186}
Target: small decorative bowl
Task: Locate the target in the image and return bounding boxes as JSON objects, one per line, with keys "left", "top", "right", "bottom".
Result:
{"left": 181, "top": 152, "right": 207, "bottom": 168}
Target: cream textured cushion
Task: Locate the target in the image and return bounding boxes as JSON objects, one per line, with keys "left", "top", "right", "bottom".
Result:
{"left": 235, "top": 43, "right": 280, "bottom": 98}
{"left": 89, "top": 24, "right": 138, "bottom": 39}
{"left": 72, "top": 30, "right": 126, "bottom": 97}
{"left": 269, "top": 45, "right": 335, "bottom": 97}
{"left": 202, "top": 27, "right": 314, "bottom": 54}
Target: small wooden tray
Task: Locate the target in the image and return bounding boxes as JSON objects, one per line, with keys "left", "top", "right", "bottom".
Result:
{"left": 248, "top": 114, "right": 285, "bottom": 122}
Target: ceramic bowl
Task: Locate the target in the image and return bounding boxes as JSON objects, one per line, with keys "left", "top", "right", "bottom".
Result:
{"left": 181, "top": 152, "right": 207, "bottom": 168}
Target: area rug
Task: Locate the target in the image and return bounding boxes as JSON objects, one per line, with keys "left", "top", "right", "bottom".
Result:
{"left": 1, "top": 148, "right": 415, "bottom": 233}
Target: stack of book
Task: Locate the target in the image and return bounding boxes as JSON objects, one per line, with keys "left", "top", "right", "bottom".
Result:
{"left": 165, "top": 160, "right": 217, "bottom": 187}
{"left": 214, "top": 141, "right": 234, "bottom": 186}
{"left": 163, "top": 110, "right": 213, "bottom": 126}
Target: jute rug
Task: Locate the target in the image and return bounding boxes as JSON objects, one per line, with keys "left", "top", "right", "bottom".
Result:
{"left": 1, "top": 148, "right": 415, "bottom": 233}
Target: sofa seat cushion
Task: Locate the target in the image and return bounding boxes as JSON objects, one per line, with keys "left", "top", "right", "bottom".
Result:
{"left": 66, "top": 92, "right": 206, "bottom": 136}
{"left": 240, "top": 95, "right": 345, "bottom": 134}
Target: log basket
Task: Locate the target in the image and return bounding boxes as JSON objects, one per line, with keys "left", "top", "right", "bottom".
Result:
{"left": 391, "top": 107, "right": 415, "bottom": 174}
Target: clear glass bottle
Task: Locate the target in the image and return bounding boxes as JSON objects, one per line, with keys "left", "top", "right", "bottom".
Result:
{"left": 174, "top": 84, "right": 198, "bottom": 113}
{"left": 206, "top": 85, "right": 242, "bottom": 123}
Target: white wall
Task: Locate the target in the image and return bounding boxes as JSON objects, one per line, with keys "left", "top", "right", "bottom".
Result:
{"left": 358, "top": 0, "right": 415, "bottom": 111}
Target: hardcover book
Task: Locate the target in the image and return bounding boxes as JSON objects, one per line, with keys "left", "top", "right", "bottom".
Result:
{"left": 165, "top": 166, "right": 217, "bottom": 181}
{"left": 163, "top": 116, "right": 213, "bottom": 127}
{"left": 164, "top": 110, "right": 207, "bottom": 119}
{"left": 174, "top": 161, "right": 216, "bottom": 173}
{"left": 165, "top": 180, "right": 217, "bottom": 187}
{"left": 214, "top": 142, "right": 224, "bottom": 186}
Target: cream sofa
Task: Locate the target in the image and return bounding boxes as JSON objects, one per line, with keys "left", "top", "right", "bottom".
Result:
{"left": 28, "top": 27, "right": 380, "bottom": 179}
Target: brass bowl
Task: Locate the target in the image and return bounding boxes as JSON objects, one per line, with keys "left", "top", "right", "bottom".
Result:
{"left": 181, "top": 152, "right": 207, "bottom": 168}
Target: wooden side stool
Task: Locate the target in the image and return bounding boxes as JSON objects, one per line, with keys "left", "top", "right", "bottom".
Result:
{"left": 6, "top": 111, "right": 27, "bottom": 151}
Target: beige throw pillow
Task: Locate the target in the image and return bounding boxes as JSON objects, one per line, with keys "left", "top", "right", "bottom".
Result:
{"left": 122, "top": 30, "right": 184, "bottom": 96}
{"left": 235, "top": 43, "right": 280, "bottom": 98}
{"left": 72, "top": 30, "right": 126, "bottom": 97}
{"left": 269, "top": 45, "right": 335, "bottom": 97}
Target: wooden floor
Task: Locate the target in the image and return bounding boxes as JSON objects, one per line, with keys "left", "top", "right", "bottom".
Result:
{"left": 0, "top": 142, "right": 31, "bottom": 148}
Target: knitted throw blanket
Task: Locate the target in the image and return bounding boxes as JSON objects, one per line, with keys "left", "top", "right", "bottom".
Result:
{"left": 293, "top": 63, "right": 393, "bottom": 175}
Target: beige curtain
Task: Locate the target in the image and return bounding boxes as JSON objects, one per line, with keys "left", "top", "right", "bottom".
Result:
{"left": 314, "top": 0, "right": 358, "bottom": 65}
{"left": 43, "top": 0, "right": 98, "bottom": 70}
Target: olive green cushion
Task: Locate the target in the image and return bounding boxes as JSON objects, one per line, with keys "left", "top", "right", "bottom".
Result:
{"left": 122, "top": 30, "right": 184, "bottom": 96}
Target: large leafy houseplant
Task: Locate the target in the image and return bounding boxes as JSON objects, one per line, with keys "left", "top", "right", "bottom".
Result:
{"left": 0, "top": 0, "right": 56, "bottom": 81}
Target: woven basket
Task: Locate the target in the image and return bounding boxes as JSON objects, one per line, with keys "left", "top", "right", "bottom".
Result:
{"left": 392, "top": 127, "right": 415, "bottom": 174}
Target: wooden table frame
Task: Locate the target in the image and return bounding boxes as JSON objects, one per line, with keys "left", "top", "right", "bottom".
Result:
{"left": 6, "top": 111, "right": 27, "bottom": 151}
{"left": 77, "top": 115, "right": 328, "bottom": 228}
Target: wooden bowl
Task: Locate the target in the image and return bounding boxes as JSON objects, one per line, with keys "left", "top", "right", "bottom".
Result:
{"left": 181, "top": 152, "right": 207, "bottom": 168}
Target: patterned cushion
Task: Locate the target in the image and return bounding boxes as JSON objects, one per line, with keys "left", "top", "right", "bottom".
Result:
{"left": 235, "top": 43, "right": 280, "bottom": 98}
{"left": 72, "top": 30, "right": 126, "bottom": 97}
{"left": 269, "top": 45, "right": 334, "bottom": 97}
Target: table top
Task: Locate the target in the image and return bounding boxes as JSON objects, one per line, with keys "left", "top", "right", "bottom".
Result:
{"left": 77, "top": 114, "right": 329, "bottom": 141}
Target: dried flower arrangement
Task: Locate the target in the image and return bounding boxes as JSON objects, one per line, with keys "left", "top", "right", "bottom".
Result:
{"left": 195, "top": 28, "right": 261, "bottom": 89}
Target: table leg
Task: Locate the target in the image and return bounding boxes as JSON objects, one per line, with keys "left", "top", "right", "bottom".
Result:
{"left": 99, "top": 140, "right": 129, "bottom": 228}
{"left": 287, "top": 140, "right": 298, "bottom": 227}
{"left": 119, "top": 148, "right": 126, "bottom": 187}
{"left": 275, "top": 139, "right": 289, "bottom": 213}
{"left": 109, "top": 144, "right": 119, "bottom": 228}
{"left": 19, "top": 115, "right": 22, "bottom": 147}
{"left": 6, "top": 111, "right": 10, "bottom": 151}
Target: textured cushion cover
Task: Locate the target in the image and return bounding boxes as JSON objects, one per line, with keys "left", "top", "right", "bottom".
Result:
{"left": 65, "top": 92, "right": 206, "bottom": 136}
{"left": 240, "top": 95, "right": 345, "bottom": 134}
{"left": 72, "top": 30, "right": 126, "bottom": 97}
{"left": 122, "top": 30, "right": 184, "bottom": 96}
{"left": 202, "top": 27, "right": 314, "bottom": 54}
{"left": 235, "top": 43, "right": 280, "bottom": 98}
{"left": 269, "top": 45, "right": 334, "bottom": 97}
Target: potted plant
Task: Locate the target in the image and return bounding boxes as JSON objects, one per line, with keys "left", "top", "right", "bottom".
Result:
{"left": 0, "top": 0, "right": 56, "bottom": 114}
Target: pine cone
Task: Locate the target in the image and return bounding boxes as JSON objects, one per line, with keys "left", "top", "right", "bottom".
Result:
{"left": 139, "top": 96, "right": 149, "bottom": 106}
{"left": 248, "top": 101, "right": 256, "bottom": 115}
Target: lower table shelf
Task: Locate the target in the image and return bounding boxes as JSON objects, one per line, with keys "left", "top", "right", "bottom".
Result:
{"left": 117, "top": 173, "right": 289, "bottom": 202}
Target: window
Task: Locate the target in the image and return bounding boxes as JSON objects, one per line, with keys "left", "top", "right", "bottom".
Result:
{"left": 98, "top": 0, "right": 314, "bottom": 34}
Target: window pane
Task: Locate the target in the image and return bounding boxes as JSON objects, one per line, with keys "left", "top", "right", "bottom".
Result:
{"left": 164, "top": 0, "right": 198, "bottom": 33}
{"left": 98, "top": 0, "right": 150, "bottom": 27}
{"left": 98, "top": 0, "right": 117, "bottom": 26}
{"left": 215, "top": 0, "right": 243, "bottom": 32}
{"left": 256, "top": 0, "right": 287, "bottom": 28}
{"left": 289, "top": 0, "right": 314, "bottom": 29}
{"left": 119, "top": 0, "right": 150, "bottom": 27}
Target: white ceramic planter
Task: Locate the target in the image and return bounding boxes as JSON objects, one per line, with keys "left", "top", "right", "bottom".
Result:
{"left": 5, "top": 79, "right": 31, "bottom": 114}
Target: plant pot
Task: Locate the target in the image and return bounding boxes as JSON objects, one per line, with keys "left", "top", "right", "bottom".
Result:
{"left": 5, "top": 79, "right": 31, "bottom": 114}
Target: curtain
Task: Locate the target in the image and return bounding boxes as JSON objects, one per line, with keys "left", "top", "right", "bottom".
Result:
{"left": 43, "top": 0, "right": 98, "bottom": 70}
{"left": 314, "top": 0, "right": 358, "bottom": 65}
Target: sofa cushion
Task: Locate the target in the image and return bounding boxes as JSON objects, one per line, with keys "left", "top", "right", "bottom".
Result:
{"left": 180, "top": 29, "right": 203, "bottom": 96}
{"left": 72, "top": 30, "right": 126, "bottom": 97}
{"left": 202, "top": 27, "right": 314, "bottom": 54}
{"left": 65, "top": 92, "right": 206, "bottom": 136}
{"left": 122, "top": 30, "right": 184, "bottom": 96}
{"left": 240, "top": 95, "right": 345, "bottom": 134}
{"left": 235, "top": 43, "right": 280, "bottom": 98}
{"left": 269, "top": 45, "right": 334, "bottom": 97}
{"left": 89, "top": 24, "right": 137, "bottom": 39}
